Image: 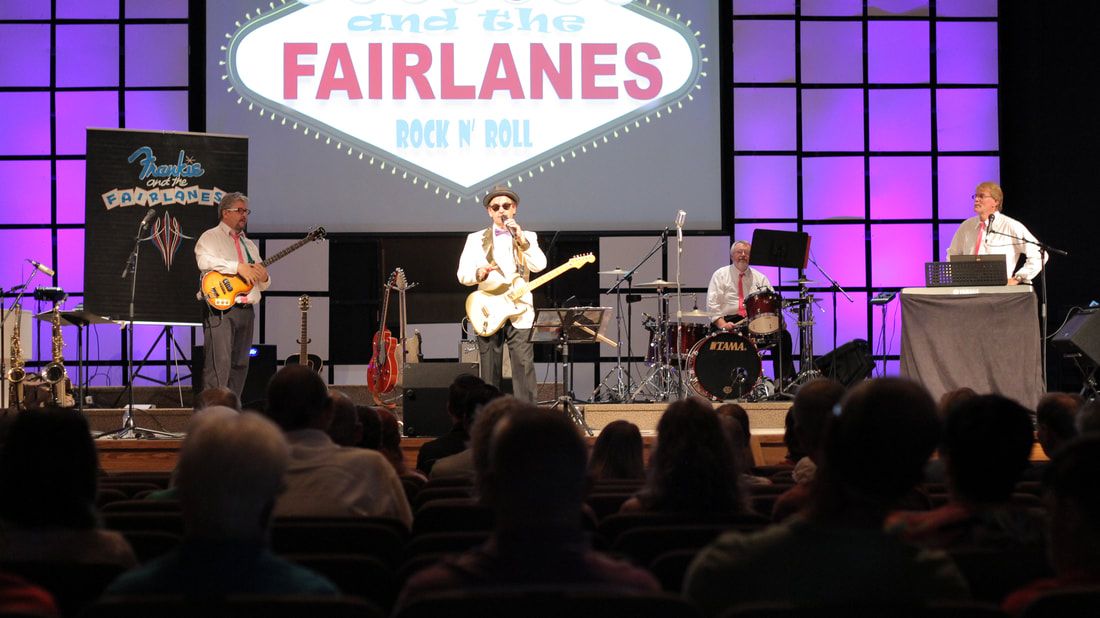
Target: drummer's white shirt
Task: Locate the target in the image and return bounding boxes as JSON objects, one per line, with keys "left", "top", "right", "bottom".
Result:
{"left": 706, "top": 265, "right": 774, "bottom": 319}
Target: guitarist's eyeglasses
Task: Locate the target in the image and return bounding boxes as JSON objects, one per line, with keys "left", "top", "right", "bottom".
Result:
{"left": 225, "top": 208, "right": 252, "bottom": 215}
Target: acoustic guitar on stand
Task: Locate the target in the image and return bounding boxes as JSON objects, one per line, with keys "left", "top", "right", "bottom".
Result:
{"left": 466, "top": 253, "right": 595, "bottom": 337}
{"left": 200, "top": 227, "right": 326, "bottom": 310}
{"left": 284, "top": 295, "right": 323, "bottom": 372}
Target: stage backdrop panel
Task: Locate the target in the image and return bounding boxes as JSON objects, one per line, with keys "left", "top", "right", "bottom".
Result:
{"left": 84, "top": 128, "right": 248, "bottom": 324}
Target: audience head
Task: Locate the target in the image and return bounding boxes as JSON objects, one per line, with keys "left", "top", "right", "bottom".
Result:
{"left": 195, "top": 386, "right": 241, "bottom": 412}
{"left": 1075, "top": 399, "right": 1100, "bottom": 435}
{"left": 644, "top": 397, "right": 743, "bottom": 513}
{"left": 716, "top": 403, "right": 754, "bottom": 473}
{"left": 482, "top": 408, "right": 588, "bottom": 528}
{"left": 326, "top": 391, "right": 363, "bottom": 447}
{"left": 175, "top": 409, "right": 289, "bottom": 541}
{"left": 459, "top": 383, "right": 503, "bottom": 433}
{"left": 790, "top": 378, "right": 846, "bottom": 461}
{"left": 264, "top": 365, "right": 331, "bottom": 432}
{"left": 1035, "top": 392, "right": 1081, "bottom": 457}
{"left": 448, "top": 374, "right": 486, "bottom": 424}
{"left": 356, "top": 405, "right": 382, "bottom": 449}
{"left": 942, "top": 394, "right": 1035, "bottom": 504}
{"left": 0, "top": 407, "right": 99, "bottom": 529}
{"left": 471, "top": 396, "right": 530, "bottom": 495}
{"left": 1043, "top": 435, "right": 1100, "bottom": 574}
{"left": 588, "top": 420, "right": 645, "bottom": 481}
{"left": 938, "top": 387, "right": 978, "bottom": 419}
{"left": 783, "top": 407, "right": 806, "bottom": 463}
{"left": 376, "top": 407, "right": 407, "bottom": 474}
{"left": 813, "top": 378, "right": 940, "bottom": 521}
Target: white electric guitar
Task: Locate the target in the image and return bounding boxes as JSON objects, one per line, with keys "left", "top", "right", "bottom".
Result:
{"left": 465, "top": 253, "right": 595, "bottom": 337}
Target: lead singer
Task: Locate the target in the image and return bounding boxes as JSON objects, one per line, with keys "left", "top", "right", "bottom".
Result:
{"left": 457, "top": 185, "right": 546, "bottom": 402}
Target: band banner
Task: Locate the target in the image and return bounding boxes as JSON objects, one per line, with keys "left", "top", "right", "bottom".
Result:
{"left": 83, "top": 128, "right": 249, "bottom": 324}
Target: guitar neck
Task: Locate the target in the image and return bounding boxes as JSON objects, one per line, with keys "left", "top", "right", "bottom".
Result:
{"left": 525, "top": 261, "right": 580, "bottom": 293}
{"left": 259, "top": 236, "right": 311, "bottom": 268}
{"left": 299, "top": 311, "right": 308, "bottom": 362}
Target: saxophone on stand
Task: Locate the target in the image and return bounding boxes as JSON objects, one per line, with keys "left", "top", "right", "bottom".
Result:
{"left": 5, "top": 303, "right": 27, "bottom": 411}
{"left": 42, "top": 303, "right": 74, "bottom": 408}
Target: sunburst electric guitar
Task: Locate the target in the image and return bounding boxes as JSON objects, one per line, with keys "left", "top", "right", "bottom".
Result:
{"left": 466, "top": 253, "right": 595, "bottom": 337}
{"left": 200, "top": 227, "right": 326, "bottom": 310}
{"left": 284, "top": 295, "right": 323, "bottom": 372}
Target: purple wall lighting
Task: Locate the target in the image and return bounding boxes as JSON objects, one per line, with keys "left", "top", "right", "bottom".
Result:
{"left": 870, "top": 89, "right": 931, "bottom": 151}
{"left": 937, "top": 23, "right": 998, "bottom": 84}
{"left": 870, "top": 224, "right": 933, "bottom": 288}
{"left": 869, "top": 21, "right": 930, "bottom": 83}
{"left": 55, "top": 25, "right": 120, "bottom": 88}
{"left": 0, "top": 229, "right": 53, "bottom": 291}
{"left": 0, "top": 2, "right": 50, "bottom": 19}
{"left": 802, "top": 224, "right": 867, "bottom": 287}
{"left": 869, "top": 157, "right": 932, "bottom": 219}
{"left": 938, "top": 223, "right": 961, "bottom": 261}
{"left": 0, "top": 161, "right": 52, "bottom": 225}
{"left": 813, "top": 291, "right": 869, "bottom": 357}
{"left": 868, "top": 0, "right": 929, "bottom": 17}
{"left": 0, "top": 25, "right": 51, "bottom": 87}
{"left": 734, "top": 156, "right": 798, "bottom": 220}
{"left": 55, "top": 91, "right": 121, "bottom": 155}
{"left": 801, "top": 89, "right": 864, "bottom": 151}
{"left": 731, "top": 222, "right": 799, "bottom": 285}
{"left": 125, "top": 91, "right": 189, "bottom": 132}
{"left": 801, "top": 0, "right": 862, "bottom": 17}
{"left": 57, "top": 229, "right": 85, "bottom": 295}
{"left": 125, "top": 0, "right": 189, "bottom": 19}
{"left": 56, "top": 161, "right": 87, "bottom": 225}
{"left": 802, "top": 157, "right": 866, "bottom": 220}
{"left": 801, "top": 22, "right": 863, "bottom": 84}
{"left": 733, "top": 21, "right": 794, "bottom": 83}
{"left": 936, "top": 89, "right": 999, "bottom": 151}
{"left": 125, "top": 25, "right": 190, "bottom": 87}
{"left": 732, "top": 0, "right": 795, "bottom": 15}
{"left": 733, "top": 88, "right": 797, "bottom": 150}
{"left": 936, "top": 156, "right": 1000, "bottom": 219}
{"left": 0, "top": 93, "right": 51, "bottom": 156}
{"left": 938, "top": 0, "right": 998, "bottom": 18}
{"left": 57, "top": 0, "right": 118, "bottom": 19}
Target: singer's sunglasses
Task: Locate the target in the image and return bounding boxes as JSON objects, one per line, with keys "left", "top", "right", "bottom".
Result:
{"left": 488, "top": 202, "right": 515, "bottom": 212}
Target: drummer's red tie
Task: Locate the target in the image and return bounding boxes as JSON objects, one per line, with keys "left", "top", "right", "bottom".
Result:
{"left": 972, "top": 220, "right": 985, "bottom": 255}
{"left": 737, "top": 272, "right": 747, "bottom": 317}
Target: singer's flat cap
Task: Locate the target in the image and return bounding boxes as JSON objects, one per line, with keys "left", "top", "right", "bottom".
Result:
{"left": 483, "top": 185, "right": 520, "bottom": 208}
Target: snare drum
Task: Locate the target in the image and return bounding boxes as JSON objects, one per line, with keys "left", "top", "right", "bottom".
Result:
{"left": 646, "top": 322, "right": 709, "bottom": 364}
{"left": 744, "top": 290, "right": 782, "bottom": 335}
{"left": 687, "top": 331, "right": 761, "bottom": 401}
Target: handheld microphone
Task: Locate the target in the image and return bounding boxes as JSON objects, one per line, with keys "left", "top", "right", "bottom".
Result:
{"left": 27, "top": 259, "right": 55, "bottom": 277}
{"left": 503, "top": 214, "right": 518, "bottom": 238}
{"left": 139, "top": 208, "right": 157, "bottom": 229}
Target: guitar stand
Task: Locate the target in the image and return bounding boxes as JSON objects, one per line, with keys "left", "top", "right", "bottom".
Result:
{"left": 531, "top": 307, "right": 613, "bottom": 436}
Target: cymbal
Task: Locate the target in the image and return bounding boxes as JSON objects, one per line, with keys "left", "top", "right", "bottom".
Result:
{"left": 637, "top": 279, "right": 677, "bottom": 287}
{"left": 597, "top": 268, "right": 629, "bottom": 275}
{"left": 678, "top": 309, "right": 713, "bottom": 318}
{"left": 782, "top": 299, "right": 809, "bottom": 306}
{"left": 796, "top": 278, "right": 817, "bottom": 284}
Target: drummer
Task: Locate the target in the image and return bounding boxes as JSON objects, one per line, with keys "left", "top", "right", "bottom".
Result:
{"left": 706, "top": 240, "right": 797, "bottom": 384}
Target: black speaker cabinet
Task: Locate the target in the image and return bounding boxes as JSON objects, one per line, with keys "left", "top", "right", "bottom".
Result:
{"left": 192, "top": 344, "right": 278, "bottom": 407}
{"left": 815, "top": 339, "right": 875, "bottom": 387}
{"left": 1053, "top": 309, "right": 1100, "bottom": 366}
{"left": 402, "top": 362, "right": 479, "bottom": 437}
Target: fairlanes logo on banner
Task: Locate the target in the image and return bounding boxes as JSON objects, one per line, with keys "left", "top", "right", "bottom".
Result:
{"left": 221, "top": 0, "right": 705, "bottom": 202}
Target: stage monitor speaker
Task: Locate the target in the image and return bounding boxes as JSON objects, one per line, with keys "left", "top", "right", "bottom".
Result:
{"left": 815, "top": 338, "right": 875, "bottom": 388}
{"left": 192, "top": 344, "right": 278, "bottom": 407}
{"left": 402, "top": 362, "right": 479, "bottom": 437}
{"left": 1052, "top": 309, "right": 1100, "bottom": 366}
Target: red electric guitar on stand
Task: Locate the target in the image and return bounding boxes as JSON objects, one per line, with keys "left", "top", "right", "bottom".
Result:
{"left": 366, "top": 271, "right": 398, "bottom": 405}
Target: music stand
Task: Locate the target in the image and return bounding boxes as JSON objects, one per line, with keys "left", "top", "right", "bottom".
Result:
{"left": 34, "top": 307, "right": 120, "bottom": 414}
{"left": 749, "top": 230, "right": 811, "bottom": 394}
{"left": 531, "top": 306, "right": 612, "bottom": 436}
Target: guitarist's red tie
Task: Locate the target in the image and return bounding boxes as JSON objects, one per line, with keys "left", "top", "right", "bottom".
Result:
{"left": 232, "top": 231, "right": 245, "bottom": 263}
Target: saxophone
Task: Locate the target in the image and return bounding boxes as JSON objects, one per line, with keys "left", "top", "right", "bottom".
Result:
{"left": 5, "top": 303, "right": 26, "bottom": 410}
{"left": 42, "top": 302, "right": 71, "bottom": 406}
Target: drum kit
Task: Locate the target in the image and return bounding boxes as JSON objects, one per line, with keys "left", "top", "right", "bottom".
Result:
{"left": 594, "top": 271, "right": 821, "bottom": 403}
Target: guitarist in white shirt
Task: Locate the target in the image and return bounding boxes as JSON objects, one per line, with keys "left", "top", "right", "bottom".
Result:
{"left": 195, "top": 192, "right": 270, "bottom": 396}
{"left": 457, "top": 186, "right": 546, "bottom": 403}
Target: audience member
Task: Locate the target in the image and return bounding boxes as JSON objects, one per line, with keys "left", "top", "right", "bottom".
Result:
{"left": 429, "top": 385, "right": 504, "bottom": 480}
{"left": 376, "top": 407, "right": 426, "bottom": 482}
{"left": 416, "top": 374, "right": 485, "bottom": 475}
{"left": 143, "top": 406, "right": 240, "bottom": 502}
{"left": 772, "top": 379, "right": 846, "bottom": 521}
{"left": 356, "top": 404, "right": 382, "bottom": 449}
{"left": 887, "top": 394, "right": 1043, "bottom": 551}
{"left": 325, "top": 391, "right": 362, "bottom": 447}
{"left": 588, "top": 420, "right": 645, "bottom": 482}
{"left": 0, "top": 407, "right": 136, "bottom": 568}
{"left": 0, "top": 572, "right": 57, "bottom": 617}
{"left": 924, "top": 387, "right": 980, "bottom": 483}
{"left": 106, "top": 410, "right": 338, "bottom": 596}
{"left": 715, "top": 407, "right": 770, "bottom": 487}
{"left": 1022, "top": 392, "right": 1081, "bottom": 480}
{"left": 194, "top": 386, "right": 241, "bottom": 412}
{"left": 1003, "top": 435, "right": 1100, "bottom": 615}
{"left": 619, "top": 397, "right": 745, "bottom": 515}
{"left": 397, "top": 406, "right": 658, "bottom": 608}
{"left": 684, "top": 378, "right": 968, "bottom": 615}
{"left": 263, "top": 365, "right": 412, "bottom": 526}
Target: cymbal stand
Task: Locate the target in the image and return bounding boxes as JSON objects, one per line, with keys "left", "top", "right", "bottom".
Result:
{"left": 788, "top": 282, "right": 823, "bottom": 388}
{"left": 630, "top": 287, "right": 678, "bottom": 402}
{"left": 592, "top": 272, "right": 632, "bottom": 402}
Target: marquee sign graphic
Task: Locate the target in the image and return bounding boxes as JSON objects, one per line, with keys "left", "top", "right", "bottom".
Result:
{"left": 221, "top": 0, "right": 706, "bottom": 202}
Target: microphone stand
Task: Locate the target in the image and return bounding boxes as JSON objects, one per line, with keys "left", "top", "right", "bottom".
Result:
{"left": 987, "top": 227, "right": 1067, "bottom": 391}
{"left": 608, "top": 229, "right": 668, "bottom": 402}
{"left": 807, "top": 254, "right": 853, "bottom": 382}
{"left": 674, "top": 223, "right": 685, "bottom": 399}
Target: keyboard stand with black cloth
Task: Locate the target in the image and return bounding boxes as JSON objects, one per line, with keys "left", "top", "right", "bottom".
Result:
{"left": 899, "top": 285, "right": 1042, "bottom": 410}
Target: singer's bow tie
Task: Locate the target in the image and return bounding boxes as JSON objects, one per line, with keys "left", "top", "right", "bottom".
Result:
{"left": 495, "top": 228, "right": 510, "bottom": 236}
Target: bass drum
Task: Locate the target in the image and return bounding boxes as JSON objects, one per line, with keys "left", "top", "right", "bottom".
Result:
{"left": 687, "top": 332, "right": 761, "bottom": 401}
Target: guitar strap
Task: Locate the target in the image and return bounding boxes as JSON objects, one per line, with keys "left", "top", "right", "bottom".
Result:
{"left": 482, "top": 227, "right": 529, "bottom": 281}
